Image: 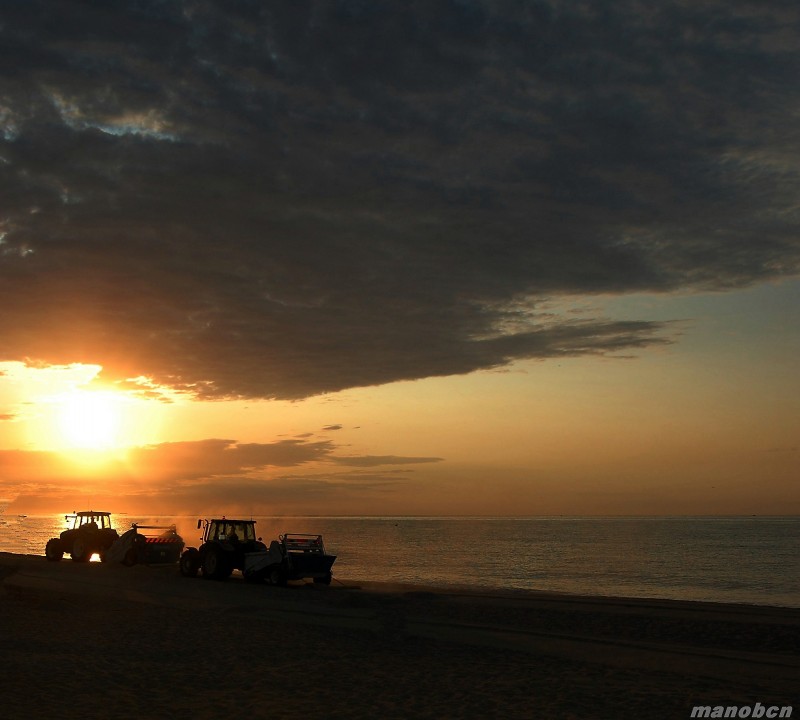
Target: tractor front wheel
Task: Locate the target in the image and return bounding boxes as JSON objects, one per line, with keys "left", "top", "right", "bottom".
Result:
{"left": 71, "top": 537, "right": 91, "bottom": 562}
{"left": 45, "top": 538, "right": 63, "bottom": 562}
{"left": 202, "top": 546, "right": 231, "bottom": 580}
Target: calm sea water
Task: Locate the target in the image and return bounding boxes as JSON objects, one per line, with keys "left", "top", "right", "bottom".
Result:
{"left": 0, "top": 514, "right": 798, "bottom": 608}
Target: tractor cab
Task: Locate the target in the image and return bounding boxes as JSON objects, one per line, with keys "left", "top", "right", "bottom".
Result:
{"left": 66, "top": 511, "right": 114, "bottom": 531}
{"left": 198, "top": 518, "right": 259, "bottom": 544}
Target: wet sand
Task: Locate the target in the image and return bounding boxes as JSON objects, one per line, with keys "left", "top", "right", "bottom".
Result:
{"left": 1, "top": 552, "right": 797, "bottom": 719}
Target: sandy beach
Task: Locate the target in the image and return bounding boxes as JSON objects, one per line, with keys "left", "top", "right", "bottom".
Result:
{"left": 1, "top": 552, "right": 797, "bottom": 720}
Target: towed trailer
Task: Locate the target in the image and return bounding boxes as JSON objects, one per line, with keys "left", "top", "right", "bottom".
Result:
{"left": 243, "top": 533, "right": 336, "bottom": 586}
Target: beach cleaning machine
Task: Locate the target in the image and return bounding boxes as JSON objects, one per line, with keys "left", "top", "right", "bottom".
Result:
{"left": 104, "top": 523, "right": 185, "bottom": 566}
{"left": 242, "top": 533, "right": 336, "bottom": 586}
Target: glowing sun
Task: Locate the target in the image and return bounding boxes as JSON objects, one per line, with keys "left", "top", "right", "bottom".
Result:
{"left": 57, "top": 391, "right": 123, "bottom": 449}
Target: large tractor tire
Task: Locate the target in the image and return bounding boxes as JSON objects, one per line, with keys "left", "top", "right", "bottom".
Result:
{"left": 180, "top": 548, "right": 200, "bottom": 577}
{"left": 201, "top": 545, "right": 232, "bottom": 580}
{"left": 45, "top": 538, "right": 63, "bottom": 562}
{"left": 71, "top": 536, "right": 92, "bottom": 562}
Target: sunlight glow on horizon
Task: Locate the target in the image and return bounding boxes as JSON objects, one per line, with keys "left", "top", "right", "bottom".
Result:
{"left": 55, "top": 390, "right": 123, "bottom": 449}
{"left": 0, "top": 362, "right": 176, "bottom": 453}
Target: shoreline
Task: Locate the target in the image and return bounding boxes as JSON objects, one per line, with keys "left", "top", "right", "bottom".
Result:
{"left": 2, "top": 552, "right": 798, "bottom": 719}
{"left": 4, "top": 550, "right": 798, "bottom": 612}
{"left": 3, "top": 514, "right": 797, "bottom": 610}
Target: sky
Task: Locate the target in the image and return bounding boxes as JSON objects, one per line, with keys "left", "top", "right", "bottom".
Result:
{"left": 1, "top": 0, "right": 798, "bottom": 516}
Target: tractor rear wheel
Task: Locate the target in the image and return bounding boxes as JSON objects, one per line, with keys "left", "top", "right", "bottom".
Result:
{"left": 45, "top": 538, "right": 63, "bottom": 562}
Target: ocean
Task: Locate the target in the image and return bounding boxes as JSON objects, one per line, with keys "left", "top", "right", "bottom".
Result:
{"left": 1, "top": 514, "right": 798, "bottom": 608}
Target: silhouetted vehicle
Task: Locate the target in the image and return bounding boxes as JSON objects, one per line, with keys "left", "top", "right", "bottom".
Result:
{"left": 44, "top": 511, "right": 119, "bottom": 562}
{"left": 105, "top": 523, "right": 185, "bottom": 566}
{"left": 180, "top": 518, "right": 268, "bottom": 580}
{"left": 244, "top": 533, "right": 337, "bottom": 586}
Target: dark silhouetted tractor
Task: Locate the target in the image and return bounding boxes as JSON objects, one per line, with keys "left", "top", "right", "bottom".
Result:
{"left": 104, "top": 523, "right": 185, "bottom": 566}
{"left": 44, "top": 510, "right": 119, "bottom": 562}
{"left": 243, "top": 533, "right": 337, "bottom": 586}
{"left": 180, "top": 518, "right": 268, "bottom": 580}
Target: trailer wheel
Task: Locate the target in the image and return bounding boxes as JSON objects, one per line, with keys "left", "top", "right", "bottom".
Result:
{"left": 269, "top": 568, "right": 287, "bottom": 587}
{"left": 45, "top": 538, "right": 63, "bottom": 562}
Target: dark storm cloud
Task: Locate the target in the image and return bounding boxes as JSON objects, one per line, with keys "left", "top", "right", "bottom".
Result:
{"left": 2, "top": 1, "right": 799, "bottom": 399}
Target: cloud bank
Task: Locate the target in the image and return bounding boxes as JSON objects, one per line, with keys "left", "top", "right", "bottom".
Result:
{"left": 0, "top": 437, "right": 442, "bottom": 513}
{"left": 2, "top": 1, "right": 799, "bottom": 399}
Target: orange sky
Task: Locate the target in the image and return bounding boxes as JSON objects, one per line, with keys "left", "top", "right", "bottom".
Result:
{"left": 2, "top": 285, "right": 797, "bottom": 517}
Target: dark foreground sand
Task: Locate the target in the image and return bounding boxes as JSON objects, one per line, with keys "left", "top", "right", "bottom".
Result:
{"left": 1, "top": 553, "right": 797, "bottom": 720}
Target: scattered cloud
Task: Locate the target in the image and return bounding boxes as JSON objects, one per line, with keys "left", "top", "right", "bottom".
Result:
{"left": 1, "top": 1, "right": 799, "bottom": 399}
{"left": 330, "top": 455, "right": 443, "bottom": 467}
{"left": 0, "top": 436, "right": 441, "bottom": 513}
